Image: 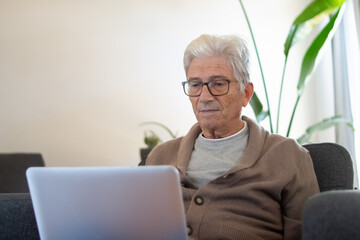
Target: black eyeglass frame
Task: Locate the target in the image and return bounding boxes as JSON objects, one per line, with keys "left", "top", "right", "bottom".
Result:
{"left": 181, "top": 79, "right": 231, "bottom": 97}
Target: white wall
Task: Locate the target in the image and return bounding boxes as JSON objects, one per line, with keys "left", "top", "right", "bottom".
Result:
{"left": 1, "top": 0, "right": 331, "bottom": 167}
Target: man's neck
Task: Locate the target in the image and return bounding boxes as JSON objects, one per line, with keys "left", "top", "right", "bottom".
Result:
{"left": 202, "top": 119, "right": 245, "bottom": 139}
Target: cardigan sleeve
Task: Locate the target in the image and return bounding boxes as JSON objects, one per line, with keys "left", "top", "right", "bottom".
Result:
{"left": 281, "top": 150, "right": 320, "bottom": 240}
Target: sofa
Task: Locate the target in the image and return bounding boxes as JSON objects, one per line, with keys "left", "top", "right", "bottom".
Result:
{"left": 0, "top": 143, "right": 355, "bottom": 239}
{"left": 0, "top": 153, "right": 44, "bottom": 239}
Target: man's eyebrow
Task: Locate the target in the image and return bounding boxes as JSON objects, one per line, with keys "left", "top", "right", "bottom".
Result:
{"left": 209, "top": 75, "right": 229, "bottom": 81}
{"left": 187, "top": 75, "right": 229, "bottom": 82}
{"left": 187, "top": 77, "right": 202, "bottom": 82}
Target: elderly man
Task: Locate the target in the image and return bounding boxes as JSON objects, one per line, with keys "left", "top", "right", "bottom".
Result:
{"left": 145, "top": 34, "right": 319, "bottom": 240}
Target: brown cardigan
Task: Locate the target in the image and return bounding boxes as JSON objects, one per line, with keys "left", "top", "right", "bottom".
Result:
{"left": 146, "top": 116, "right": 319, "bottom": 240}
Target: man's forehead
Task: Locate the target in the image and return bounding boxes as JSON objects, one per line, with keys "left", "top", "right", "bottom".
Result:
{"left": 187, "top": 56, "right": 234, "bottom": 80}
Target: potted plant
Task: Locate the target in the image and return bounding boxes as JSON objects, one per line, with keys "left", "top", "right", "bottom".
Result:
{"left": 139, "top": 121, "right": 177, "bottom": 165}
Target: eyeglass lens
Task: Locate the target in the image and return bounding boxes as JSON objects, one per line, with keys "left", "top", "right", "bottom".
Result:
{"left": 183, "top": 79, "right": 230, "bottom": 97}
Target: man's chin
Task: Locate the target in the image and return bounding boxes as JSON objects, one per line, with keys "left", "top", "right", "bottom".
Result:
{"left": 198, "top": 120, "right": 220, "bottom": 132}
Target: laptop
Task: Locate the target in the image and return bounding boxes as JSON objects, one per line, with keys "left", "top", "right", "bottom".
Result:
{"left": 26, "top": 165, "right": 187, "bottom": 240}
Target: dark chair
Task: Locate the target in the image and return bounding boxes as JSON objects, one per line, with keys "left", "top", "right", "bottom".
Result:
{"left": 303, "top": 143, "right": 353, "bottom": 192}
{"left": 0, "top": 193, "right": 40, "bottom": 240}
{"left": 0, "top": 153, "right": 45, "bottom": 193}
{"left": 302, "top": 143, "right": 357, "bottom": 239}
{"left": 302, "top": 190, "right": 360, "bottom": 240}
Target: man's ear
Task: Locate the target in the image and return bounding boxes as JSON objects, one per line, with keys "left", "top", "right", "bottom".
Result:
{"left": 242, "top": 82, "right": 254, "bottom": 107}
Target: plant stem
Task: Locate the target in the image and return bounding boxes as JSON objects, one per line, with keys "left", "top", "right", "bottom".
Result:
{"left": 286, "top": 95, "right": 301, "bottom": 137}
{"left": 238, "top": 0, "right": 273, "bottom": 133}
{"left": 276, "top": 56, "right": 288, "bottom": 134}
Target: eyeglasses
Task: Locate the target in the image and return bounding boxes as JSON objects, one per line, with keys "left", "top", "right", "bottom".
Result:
{"left": 181, "top": 79, "right": 231, "bottom": 97}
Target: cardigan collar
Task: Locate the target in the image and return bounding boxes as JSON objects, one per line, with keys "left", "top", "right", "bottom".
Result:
{"left": 176, "top": 116, "right": 268, "bottom": 175}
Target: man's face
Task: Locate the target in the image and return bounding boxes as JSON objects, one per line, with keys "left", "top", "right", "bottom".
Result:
{"left": 186, "top": 56, "right": 253, "bottom": 138}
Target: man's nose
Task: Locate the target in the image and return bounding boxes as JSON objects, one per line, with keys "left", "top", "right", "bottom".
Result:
{"left": 199, "top": 84, "right": 214, "bottom": 101}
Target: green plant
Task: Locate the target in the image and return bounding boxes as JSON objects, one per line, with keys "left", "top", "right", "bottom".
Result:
{"left": 141, "top": 121, "right": 177, "bottom": 148}
{"left": 143, "top": 130, "right": 162, "bottom": 148}
{"left": 239, "top": 0, "right": 354, "bottom": 143}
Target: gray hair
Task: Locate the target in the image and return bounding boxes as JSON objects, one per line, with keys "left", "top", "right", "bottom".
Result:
{"left": 183, "top": 34, "right": 251, "bottom": 92}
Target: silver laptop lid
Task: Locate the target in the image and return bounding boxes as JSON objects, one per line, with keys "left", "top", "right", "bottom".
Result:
{"left": 26, "top": 165, "right": 187, "bottom": 240}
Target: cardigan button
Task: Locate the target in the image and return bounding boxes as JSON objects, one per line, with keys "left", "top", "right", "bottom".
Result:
{"left": 187, "top": 225, "right": 193, "bottom": 235}
{"left": 194, "top": 196, "right": 204, "bottom": 205}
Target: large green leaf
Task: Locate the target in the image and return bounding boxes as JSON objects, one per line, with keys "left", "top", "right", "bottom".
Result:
{"left": 297, "top": 115, "right": 355, "bottom": 144}
{"left": 249, "top": 92, "right": 268, "bottom": 122}
{"left": 284, "top": 0, "right": 346, "bottom": 56}
{"left": 297, "top": 8, "right": 341, "bottom": 96}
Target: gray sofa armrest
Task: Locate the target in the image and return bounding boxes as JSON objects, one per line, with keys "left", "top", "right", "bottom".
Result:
{"left": 302, "top": 190, "right": 360, "bottom": 240}
{"left": 0, "top": 193, "right": 40, "bottom": 240}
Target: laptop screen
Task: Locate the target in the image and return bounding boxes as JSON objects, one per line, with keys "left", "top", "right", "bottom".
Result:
{"left": 27, "top": 165, "right": 187, "bottom": 240}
